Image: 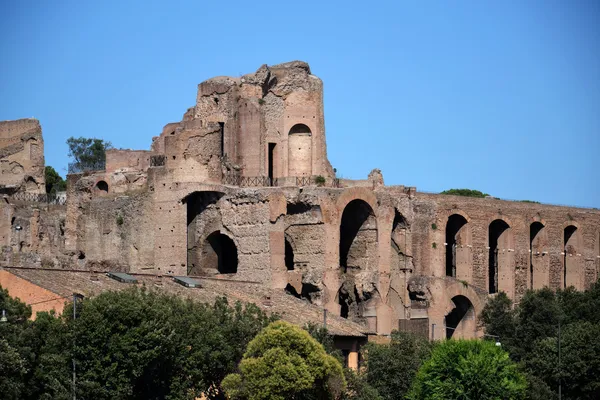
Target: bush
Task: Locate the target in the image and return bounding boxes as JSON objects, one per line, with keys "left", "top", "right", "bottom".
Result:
{"left": 315, "top": 175, "right": 326, "bottom": 185}
{"left": 440, "top": 188, "right": 490, "bottom": 198}
{"left": 222, "top": 320, "right": 346, "bottom": 400}
{"left": 408, "top": 340, "right": 527, "bottom": 400}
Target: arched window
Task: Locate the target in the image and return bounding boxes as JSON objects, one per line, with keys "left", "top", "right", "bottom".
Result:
{"left": 530, "top": 222, "right": 547, "bottom": 289}
{"left": 445, "top": 214, "right": 469, "bottom": 278}
{"left": 489, "top": 219, "right": 513, "bottom": 296}
{"left": 564, "top": 225, "right": 580, "bottom": 289}
{"left": 288, "top": 124, "right": 312, "bottom": 177}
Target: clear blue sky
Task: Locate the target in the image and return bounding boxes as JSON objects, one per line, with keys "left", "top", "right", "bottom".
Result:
{"left": 1, "top": 1, "right": 598, "bottom": 207}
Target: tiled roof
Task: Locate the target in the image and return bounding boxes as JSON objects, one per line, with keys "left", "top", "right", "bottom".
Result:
{"left": 3, "top": 267, "right": 369, "bottom": 337}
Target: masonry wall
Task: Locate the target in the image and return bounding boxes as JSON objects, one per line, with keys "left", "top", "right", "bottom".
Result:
{"left": 0, "top": 119, "right": 45, "bottom": 193}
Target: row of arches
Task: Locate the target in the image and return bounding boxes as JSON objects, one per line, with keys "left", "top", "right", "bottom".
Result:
{"left": 445, "top": 213, "right": 588, "bottom": 292}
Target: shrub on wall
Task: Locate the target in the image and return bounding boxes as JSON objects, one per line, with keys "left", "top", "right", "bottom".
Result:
{"left": 440, "top": 189, "right": 490, "bottom": 198}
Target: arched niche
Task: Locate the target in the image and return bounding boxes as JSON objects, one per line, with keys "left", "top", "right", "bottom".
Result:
{"left": 339, "top": 199, "right": 378, "bottom": 272}
{"left": 288, "top": 123, "right": 312, "bottom": 177}
{"left": 190, "top": 231, "right": 238, "bottom": 275}
{"left": 95, "top": 180, "right": 108, "bottom": 194}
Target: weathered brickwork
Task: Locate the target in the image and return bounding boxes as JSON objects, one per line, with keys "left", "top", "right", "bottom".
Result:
{"left": 1, "top": 61, "right": 599, "bottom": 347}
{"left": 0, "top": 119, "right": 45, "bottom": 194}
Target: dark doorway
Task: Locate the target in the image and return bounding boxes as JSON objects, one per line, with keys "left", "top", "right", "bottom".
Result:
{"left": 205, "top": 231, "right": 238, "bottom": 274}
{"left": 445, "top": 295, "right": 474, "bottom": 339}
{"left": 268, "top": 143, "right": 276, "bottom": 184}
{"left": 285, "top": 238, "right": 294, "bottom": 271}
{"left": 489, "top": 219, "right": 510, "bottom": 294}
{"left": 445, "top": 215, "right": 468, "bottom": 277}
{"left": 219, "top": 122, "right": 225, "bottom": 157}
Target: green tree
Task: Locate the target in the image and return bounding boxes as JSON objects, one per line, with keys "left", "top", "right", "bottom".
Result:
{"left": 69, "top": 288, "right": 273, "bottom": 400}
{"left": 440, "top": 188, "right": 490, "bottom": 198}
{"left": 364, "top": 331, "right": 432, "bottom": 400}
{"left": 66, "top": 136, "right": 113, "bottom": 172}
{"left": 408, "top": 339, "right": 527, "bottom": 400}
{"left": 44, "top": 166, "right": 67, "bottom": 194}
{"left": 222, "top": 320, "right": 346, "bottom": 400}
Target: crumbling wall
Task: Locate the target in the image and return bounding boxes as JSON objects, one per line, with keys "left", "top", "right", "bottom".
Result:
{"left": 0, "top": 119, "right": 45, "bottom": 193}
{"left": 105, "top": 149, "right": 151, "bottom": 173}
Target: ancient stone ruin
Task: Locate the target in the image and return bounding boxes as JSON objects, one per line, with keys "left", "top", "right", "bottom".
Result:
{"left": 1, "top": 61, "right": 599, "bottom": 366}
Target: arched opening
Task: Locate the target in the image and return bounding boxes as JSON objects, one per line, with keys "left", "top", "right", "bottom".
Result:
{"left": 184, "top": 191, "right": 225, "bottom": 274}
{"left": 285, "top": 238, "right": 295, "bottom": 271}
{"left": 95, "top": 180, "right": 108, "bottom": 193}
{"left": 202, "top": 231, "right": 238, "bottom": 274}
{"left": 564, "top": 225, "right": 580, "bottom": 289}
{"left": 445, "top": 214, "right": 468, "bottom": 278}
{"left": 488, "top": 219, "right": 512, "bottom": 294}
{"left": 339, "top": 199, "right": 377, "bottom": 272}
{"left": 530, "top": 222, "right": 547, "bottom": 289}
{"left": 445, "top": 295, "right": 475, "bottom": 339}
{"left": 288, "top": 124, "right": 312, "bottom": 177}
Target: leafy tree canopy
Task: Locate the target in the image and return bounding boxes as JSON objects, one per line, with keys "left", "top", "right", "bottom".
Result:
{"left": 66, "top": 137, "right": 113, "bottom": 172}
{"left": 440, "top": 188, "right": 490, "bottom": 198}
{"left": 44, "top": 166, "right": 66, "bottom": 194}
{"left": 364, "top": 331, "right": 432, "bottom": 400}
{"left": 480, "top": 281, "right": 600, "bottom": 400}
{"left": 222, "top": 320, "right": 346, "bottom": 400}
{"left": 408, "top": 339, "right": 527, "bottom": 400}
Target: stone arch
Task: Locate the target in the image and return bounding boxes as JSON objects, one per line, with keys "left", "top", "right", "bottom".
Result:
{"left": 197, "top": 231, "right": 238, "bottom": 274}
{"left": 442, "top": 282, "right": 484, "bottom": 339}
{"left": 444, "top": 213, "right": 471, "bottom": 280}
{"left": 445, "top": 295, "right": 475, "bottom": 339}
{"left": 95, "top": 180, "right": 108, "bottom": 194}
{"left": 530, "top": 221, "right": 549, "bottom": 289}
{"left": 488, "top": 218, "right": 514, "bottom": 297}
{"left": 339, "top": 199, "right": 378, "bottom": 272}
{"left": 564, "top": 224, "right": 582, "bottom": 289}
{"left": 183, "top": 191, "right": 225, "bottom": 274}
{"left": 288, "top": 123, "right": 312, "bottom": 177}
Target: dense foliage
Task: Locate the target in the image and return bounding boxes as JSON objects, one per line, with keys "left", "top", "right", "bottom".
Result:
{"left": 222, "top": 321, "right": 346, "bottom": 400}
{"left": 363, "top": 331, "right": 432, "bottom": 400}
{"left": 440, "top": 188, "right": 490, "bottom": 198}
{"left": 44, "top": 166, "right": 67, "bottom": 194}
{"left": 0, "top": 286, "right": 274, "bottom": 400}
{"left": 66, "top": 136, "right": 113, "bottom": 171}
{"left": 480, "top": 282, "right": 600, "bottom": 400}
{"left": 408, "top": 339, "right": 527, "bottom": 400}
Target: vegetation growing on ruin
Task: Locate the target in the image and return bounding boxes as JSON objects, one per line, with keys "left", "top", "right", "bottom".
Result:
{"left": 315, "top": 175, "right": 326, "bottom": 185}
{"left": 440, "top": 188, "right": 490, "bottom": 198}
